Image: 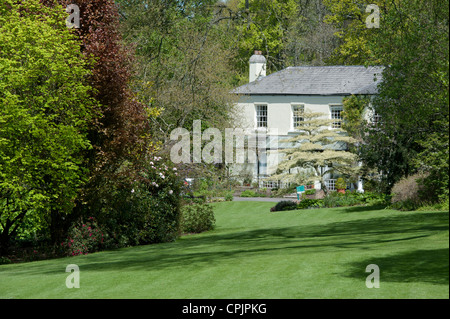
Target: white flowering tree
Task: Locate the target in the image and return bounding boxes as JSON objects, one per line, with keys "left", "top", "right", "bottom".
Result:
{"left": 271, "top": 110, "right": 359, "bottom": 193}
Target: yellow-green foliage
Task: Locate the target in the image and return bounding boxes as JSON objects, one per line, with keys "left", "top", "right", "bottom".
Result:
{"left": 0, "top": 0, "right": 99, "bottom": 248}
{"left": 323, "top": 0, "right": 386, "bottom": 64}
{"left": 342, "top": 95, "right": 370, "bottom": 140}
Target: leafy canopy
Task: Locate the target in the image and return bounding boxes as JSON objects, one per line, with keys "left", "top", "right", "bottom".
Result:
{"left": 0, "top": 0, "right": 99, "bottom": 248}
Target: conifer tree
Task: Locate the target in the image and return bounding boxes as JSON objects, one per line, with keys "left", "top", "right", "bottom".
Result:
{"left": 271, "top": 110, "right": 359, "bottom": 193}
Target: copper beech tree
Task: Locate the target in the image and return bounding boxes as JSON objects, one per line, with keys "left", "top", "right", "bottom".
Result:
{"left": 40, "top": 0, "right": 156, "bottom": 242}
{"left": 43, "top": 0, "right": 150, "bottom": 169}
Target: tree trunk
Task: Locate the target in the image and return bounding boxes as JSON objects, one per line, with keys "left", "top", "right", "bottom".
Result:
{"left": 0, "top": 211, "right": 26, "bottom": 256}
{"left": 0, "top": 227, "right": 11, "bottom": 256}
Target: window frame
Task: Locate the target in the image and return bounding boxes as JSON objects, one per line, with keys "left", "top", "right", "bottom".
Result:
{"left": 291, "top": 104, "right": 305, "bottom": 130}
{"left": 372, "top": 112, "right": 382, "bottom": 126}
{"left": 255, "top": 104, "right": 268, "bottom": 129}
{"left": 329, "top": 104, "right": 343, "bottom": 129}
{"left": 324, "top": 179, "right": 336, "bottom": 191}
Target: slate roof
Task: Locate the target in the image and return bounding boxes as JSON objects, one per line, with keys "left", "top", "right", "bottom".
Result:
{"left": 233, "top": 65, "right": 384, "bottom": 96}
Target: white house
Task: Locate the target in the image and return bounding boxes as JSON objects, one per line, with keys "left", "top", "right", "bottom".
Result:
{"left": 231, "top": 51, "right": 383, "bottom": 191}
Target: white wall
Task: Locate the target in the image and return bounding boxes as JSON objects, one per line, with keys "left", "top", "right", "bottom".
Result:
{"left": 235, "top": 95, "right": 345, "bottom": 135}
{"left": 232, "top": 94, "right": 360, "bottom": 189}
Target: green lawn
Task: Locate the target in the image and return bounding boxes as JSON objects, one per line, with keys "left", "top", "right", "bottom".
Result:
{"left": 0, "top": 202, "right": 448, "bottom": 298}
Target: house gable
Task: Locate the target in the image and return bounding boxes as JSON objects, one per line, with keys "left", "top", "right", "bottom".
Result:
{"left": 230, "top": 61, "right": 383, "bottom": 191}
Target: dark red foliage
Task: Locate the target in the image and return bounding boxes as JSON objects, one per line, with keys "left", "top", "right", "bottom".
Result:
{"left": 42, "top": 0, "right": 151, "bottom": 176}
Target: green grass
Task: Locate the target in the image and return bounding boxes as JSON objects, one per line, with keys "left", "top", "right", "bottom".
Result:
{"left": 0, "top": 202, "right": 448, "bottom": 298}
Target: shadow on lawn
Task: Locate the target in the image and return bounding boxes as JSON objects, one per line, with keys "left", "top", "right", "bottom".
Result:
{"left": 341, "top": 204, "right": 389, "bottom": 213}
{"left": 5, "top": 211, "right": 448, "bottom": 279}
{"left": 344, "top": 248, "right": 449, "bottom": 285}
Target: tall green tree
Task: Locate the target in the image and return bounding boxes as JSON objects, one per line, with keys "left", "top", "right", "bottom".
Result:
{"left": 40, "top": 0, "right": 163, "bottom": 235}
{"left": 369, "top": 0, "right": 447, "bottom": 197}
{"left": 0, "top": 0, "right": 99, "bottom": 253}
{"left": 341, "top": 94, "right": 370, "bottom": 142}
{"left": 232, "top": 0, "right": 298, "bottom": 72}
{"left": 323, "top": 0, "right": 387, "bottom": 65}
{"left": 116, "top": 0, "right": 240, "bottom": 181}
{"left": 326, "top": 0, "right": 449, "bottom": 198}
{"left": 284, "top": 0, "right": 340, "bottom": 66}
{"left": 219, "top": 0, "right": 340, "bottom": 81}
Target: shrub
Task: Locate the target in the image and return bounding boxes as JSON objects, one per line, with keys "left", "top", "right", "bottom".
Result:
{"left": 360, "top": 192, "right": 390, "bottom": 206}
{"left": 417, "top": 198, "right": 449, "bottom": 211}
{"left": 209, "top": 197, "right": 225, "bottom": 203}
{"left": 305, "top": 189, "right": 316, "bottom": 195}
{"left": 322, "top": 191, "right": 388, "bottom": 208}
{"left": 224, "top": 192, "right": 234, "bottom": 201}
{"left": 62, "top": 217, "right": 105, "bottom": 256}
{"left": 391, "top": 172, "right": 428, "bottom": 210}
{"left": 323, "top": 192, "right": 344, "bottom": 207}
{"left": 240, "top": 190, "right": 256, "bottom": 197}
{"left": 271, "top": 201, "right": 298, "bottom": 212}
{"left": 335, "top": 178, "right": 347, "bottom": 190}
{"left": 256, "top": 192, "right": 267, "bottom": 197}
{"left": 135, "top": 192, "right": 181, "bottom": 244}
{"left": 192, "top": 178, "right": 220, "bottom": 199}
{"left": 91, "top": 156, "right": 183, "bottom": 248}
{"left": 180, "top": 203, "right": 216, "bottom": 234}
{"left": 297, "top": 199, "right": 323, "bottom": 209}
{"left": 240, "top": 189, "right": 267, "bottom": 197}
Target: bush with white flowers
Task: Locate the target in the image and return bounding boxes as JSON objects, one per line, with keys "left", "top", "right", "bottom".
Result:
{"left": 98, "top": 155, "right": 183, "bottom": 248}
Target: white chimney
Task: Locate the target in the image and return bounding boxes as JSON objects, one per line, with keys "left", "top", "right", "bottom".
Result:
{"left": 249, "top": 50, "right": 266, "bottom": 82}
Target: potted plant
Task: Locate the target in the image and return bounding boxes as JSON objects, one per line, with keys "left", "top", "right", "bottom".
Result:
{"left": 335, "top": 177, "right": 346, "bottom": 194}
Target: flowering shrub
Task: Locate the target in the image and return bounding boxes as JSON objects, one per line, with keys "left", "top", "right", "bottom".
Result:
{"left": 96, "top": 155, "right": 183, "bottom": 247}
{"left": 62, "top": 217, "right": 104, "bottom": 256}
